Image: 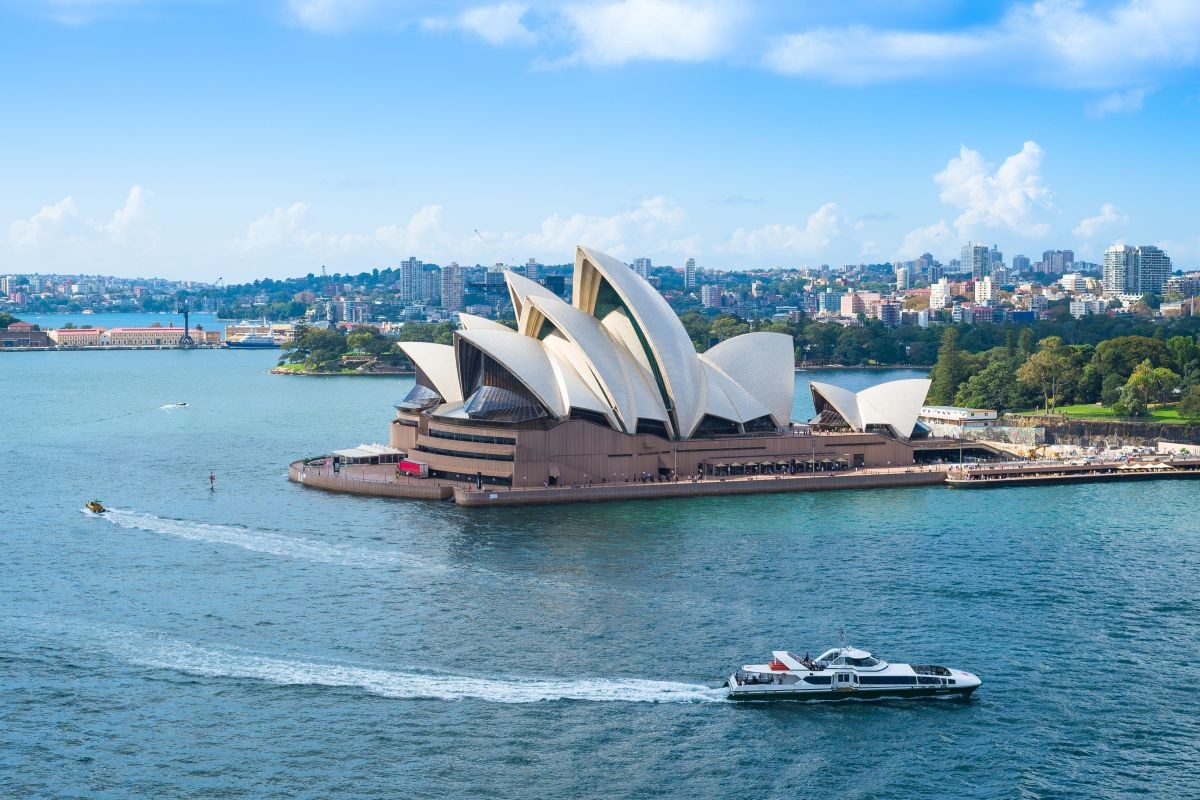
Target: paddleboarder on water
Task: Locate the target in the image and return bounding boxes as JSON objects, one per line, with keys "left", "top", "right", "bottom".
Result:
{"left": 209, "top": 471, "right": 216, "bottom": 491}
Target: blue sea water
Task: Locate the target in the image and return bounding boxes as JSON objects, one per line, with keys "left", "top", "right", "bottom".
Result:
{"left": 2, "top": 350, "right": 1198, "bottom": 798}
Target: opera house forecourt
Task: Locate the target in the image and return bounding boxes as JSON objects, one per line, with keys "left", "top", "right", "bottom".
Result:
{"left": 290, "top": 246, "right": 951, "bottom": 506}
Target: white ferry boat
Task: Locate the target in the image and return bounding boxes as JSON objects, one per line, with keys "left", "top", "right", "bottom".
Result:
{"left": 725, "top": 646, "right": 980, "bottom": 701}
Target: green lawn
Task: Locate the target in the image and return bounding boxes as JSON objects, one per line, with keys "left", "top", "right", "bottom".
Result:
{"left": 1018, "top": 403, "right": 1190, "bottom": 422}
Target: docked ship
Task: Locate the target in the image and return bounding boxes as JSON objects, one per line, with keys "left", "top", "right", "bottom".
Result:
{"left": 725, "top": 646, "right": 980, "bottom": 701}
{"left": 226, "top": 332, "right": 280, "bottom": 349}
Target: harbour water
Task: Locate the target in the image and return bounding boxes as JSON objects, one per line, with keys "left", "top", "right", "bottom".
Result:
{"left": 3, "top": 349, "right": 1198, "bottom": 798}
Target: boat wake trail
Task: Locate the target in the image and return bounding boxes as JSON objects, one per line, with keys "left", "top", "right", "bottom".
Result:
{"left": 129, "top": 638, "right": 724, "bottom": 704}
{"left": 98, "top": 509, "right": 439, "bottom": 570}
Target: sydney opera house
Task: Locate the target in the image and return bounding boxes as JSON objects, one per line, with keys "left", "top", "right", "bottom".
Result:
{"left": 382, "top": 246, "right": 934, "bottom": 490}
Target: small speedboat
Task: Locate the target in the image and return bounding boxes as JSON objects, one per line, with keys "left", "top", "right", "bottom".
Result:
{"left": 725, "top": 646, "right": 980, "bottom": 702}
{"left": 84, "top": 500, "right": 107, "bottom": 514}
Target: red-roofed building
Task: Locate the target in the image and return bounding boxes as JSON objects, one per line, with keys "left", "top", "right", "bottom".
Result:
{"left": 49, "top": 327, "right": 107, "bottom": 346}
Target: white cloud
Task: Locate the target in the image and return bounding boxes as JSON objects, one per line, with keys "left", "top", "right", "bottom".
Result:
{"left": 8, "top": 186, "right": 152, "bottom": 251}
{"left": 234, "top": 196, "right": 688, "bottom": 262}
{"left": 764, "top": 0, "right": 1200, "bottom": 90}
{"left": 897, "top": 220, "right": 953, "bottom": 260}
{"left": 1073, "top": 203, "right": 1127, "bottom": 238}
{"left": 9, "top": 197, "right": 79, "bottom": 249}
{"left": 725, "top": 202, "right": 841, "bottom": 257}
{"left": 1086, "top": 87, "right": 1151, "bottom": 117}
{"left": 935, "top": 141, "right": 1052, "bottom": 239}
{"left": 286, "top": 0, "right": 378, "bottom": 33}
{"left": 559, "top": 0, "right": 738, "bottom": 66}
{"left": 423, "top": 3, "right": 535, "bottom": 46}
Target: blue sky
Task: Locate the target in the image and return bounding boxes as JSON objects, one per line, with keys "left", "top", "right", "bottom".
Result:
{"left": 2, "top": 0, "right": 1199, "bottom": 281}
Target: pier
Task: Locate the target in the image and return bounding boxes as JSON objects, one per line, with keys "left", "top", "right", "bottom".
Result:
{"left": 946, "top": 457, "right": 1200, "bottom": 487}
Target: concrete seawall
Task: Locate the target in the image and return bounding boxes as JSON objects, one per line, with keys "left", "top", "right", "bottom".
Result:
{"left": 288, "top": 462, "right": 453, "bottom": 500}
{"left": 452, "top": 470, "right": 946, "bottom": 507}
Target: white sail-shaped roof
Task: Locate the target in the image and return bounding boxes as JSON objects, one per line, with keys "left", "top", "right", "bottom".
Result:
{"left": 523, "top": 291, "right": 670, "bottom": 434}
{"left": 700, "top": 360, "right": 772, "bottom": 425}
{"left": 397, "top": 342, "right": 463, "bottom": 402}
{"left": 573, "top": 246, "right": 705, "bottom": 436}
{"left": 455, "top": 328, "right": 567, "bottom": 418}
{"left": 701, "top": 332, "right": 795, "bottom": 427}
{"left": 458, "top": 313, "right": 511, "bottom": 332}
{"left": 504, "top": 271, "right": 559, "bottom": 327}
{"left": 809, "top": 378, "right": 931, "bottom": 440}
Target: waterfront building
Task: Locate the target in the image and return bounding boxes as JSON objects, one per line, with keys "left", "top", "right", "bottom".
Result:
{"left": 918, "top": 406, "right": 998, "bottom": 437}
{"left": 684, "top": 257, "right": 696, "bottom": 289}
{"left": 386, "top": 246, "right": 934, "bottom": 489}
{"left": 104, "top": 326, "right": 189, "bottom": 346}
{"left": 47, "top": 327, "right": 107, "bottom": 347}
{"left": 0, "top": 321, "right": 50, "bottom": 348}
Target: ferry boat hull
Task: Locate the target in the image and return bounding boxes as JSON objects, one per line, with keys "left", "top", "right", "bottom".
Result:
{"left": 724, "top": 646, "right": 981, "bottom": 703}
{"left": 725, "top": 675, "right": 979, "bottom": 702}
{"left": 226, "top": 339, "right": 280, "bottom": 349}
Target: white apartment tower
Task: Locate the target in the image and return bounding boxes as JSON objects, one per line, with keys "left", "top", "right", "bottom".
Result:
{"left": 929, "top": 277, "right": 952, "bottom": 311}
{"left": 684, "top": 257, "right": 696, "bottom": 289}
{"left": 440, "top": 262, "right": 464, "bottom": 312}
{"left": 632, "top": 257, "right": 652, "bottom": 279}
{"left": 894, "top": 266, "right": 911, "bottom": 291}
{"left": 525, "top": 258, "right": 540, "bottom": 283}
{"left": 400, "top": 257, "right": 423, "bottom": 302}
{"left": 962, "top": 243, "right": 990, "bottom": 280}
{"left": 700, "top": 284, "right": 721, "bottom": 308}
{"left": 1103, "top": 245, "right": 1136, "bottom": 295}
{"left": 975, "top": 275, "right": 996, "bottom": 303}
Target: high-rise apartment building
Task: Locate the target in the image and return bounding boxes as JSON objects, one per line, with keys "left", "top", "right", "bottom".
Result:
{"left": 1134, "top": 246, "right": 1172, "bottom": 295}
{"left": 1103, "top": 245, "right": 1135, "bottom": 294}
{"left": 894, "top": 266, "right": 911, "bottom": 291}
{"left": 400, "top": 257, "right": 423, "bottom": 302}
{"left": 1012, "top": 254, "right": 1031, "bottom": 274}
{"left": 962, "top": 243, "right": 990, "bottom": 280}
{"left": 422, "top": 265, "right": 441, "bottom": 306}
{"left": 975, "top": 275, "right": 996, "bottom": 303}
{"left": 440, "top": 262, "right": 464, "bottom": 312}
{"left": 632, "top": 257, "right": 652, "bottom": 279}
{"left": 700, "top": 284, "right": 721, "bottom": 308}
{"left": 525, "top": 258, "right": 540, "bottom": 283}
{"left": 684, "top": 257, "right": 696, "bottom": 289}
{"left": 929, "top": 278, "right": 952, "bottom": 311}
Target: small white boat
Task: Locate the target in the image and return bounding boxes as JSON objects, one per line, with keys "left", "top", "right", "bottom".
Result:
{"left": 725, "top": 646, "right": 980, "bottom": 701}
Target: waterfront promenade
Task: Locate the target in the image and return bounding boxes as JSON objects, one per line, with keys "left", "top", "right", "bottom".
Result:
{"left": 288, "top": 459, "right": 949, "bottom": 506}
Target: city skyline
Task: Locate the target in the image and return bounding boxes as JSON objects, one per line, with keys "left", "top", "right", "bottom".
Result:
{"left": 2, "top": 0, "right": 1199, "bottom": 281}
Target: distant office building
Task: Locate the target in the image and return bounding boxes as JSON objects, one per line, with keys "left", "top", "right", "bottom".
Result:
{"left": 1165, "top": 272, "right": 1200, "bottom": 297}
{"left": 422, "top": 266, "right": 441, "bottom": 306}
{"left": 961, "top": 243, "right": 991, "bottom": 280}
{"left": 1060, "top": 273, "right": 1085, "bottom": 293}
{"left": 700, "top": 284, "right": 721, "bottom": 308}
{"left": 400, "top": 257, "right": 423, "bottom": 302}
{"left": 989, "top": 245, "right": 1003, "bottom": 269}
{"left": 632, "top": 257, "right": 652, "bottom": 279}
{"left": 817, "top": 290, "right": 840, "bottom": 314}
{"left": 440, "top": 262, "right": 464, "bottom": 312}
{"left": 684, "top": 257, "right": 697, "bottom": 289}
{"left": 894, "top": 266, "right": 911, "bottom": 291}
{"left": 1042, "top": 250, "right": 1075, "bottom": 275}
{"left": 490, "top": 262, "right": 507, "bottom": 273}
{"left": 1012, "top": 254, "right": 1031, "bottom": 274}
{"left": 525, "top": 259, "right": 540, "bottom": 282}
{"left": 541, "top": 275, "right": 567, "bottom": 298}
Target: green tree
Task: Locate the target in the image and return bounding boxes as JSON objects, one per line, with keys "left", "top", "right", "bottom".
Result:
{"left": 928, "top": 326, "right": 970, "bottom": 405}
{"left": 954, "top": 358, "right": 1026, "bottom": 410}
{"left": 1179, "top": 385, "right": 1200, "bottom": 421}
{"left": 1122, "top": 359, "right": 1179, "bottom": 413}
{"left": 1016, "top": 336, "right": 1079, "bottom": 411}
